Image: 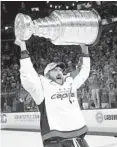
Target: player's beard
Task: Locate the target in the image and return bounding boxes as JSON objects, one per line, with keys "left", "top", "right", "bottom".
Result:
{"left": 56, "top": 78, "right": 63, "bottom": 85}
{"left": 50, "top": 74, "right": 64, "bottom": 85}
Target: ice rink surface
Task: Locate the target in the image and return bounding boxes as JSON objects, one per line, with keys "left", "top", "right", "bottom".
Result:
{"left": 1, "top": 130, "right": 117, "bottom": 147}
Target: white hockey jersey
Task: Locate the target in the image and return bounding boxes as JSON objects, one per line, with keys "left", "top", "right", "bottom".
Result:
{"left": 20, "top": 57, "right": 90, "bottom": 142}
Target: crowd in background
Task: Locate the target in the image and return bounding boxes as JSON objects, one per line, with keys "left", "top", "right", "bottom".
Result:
{"left": 1, "top": 1, "right": 117, "bottom": 113}
{"left": 1, "top": 26, "right": 117, "bottom": 113}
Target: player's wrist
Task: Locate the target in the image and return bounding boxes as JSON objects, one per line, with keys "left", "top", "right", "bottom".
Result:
{"left": 14, "top": 38, "right": 27, "bottom": 51}
{"left": 20, "top": 42, "right": 27, "bottom": 51}
{"left": 21, "top": 50, "right": 30, "bottom": 59}
{"left": 80, "top": 44, "right": 89, "bottom": 55}
{"left": 81, "top": 53, "right": 89, "bottom": 57}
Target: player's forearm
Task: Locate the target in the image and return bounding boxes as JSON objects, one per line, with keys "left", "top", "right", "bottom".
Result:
{"left": 71, "top": 45, "right": 89, "bottom": 79}
{"left": 73, "top": 57, "right": 90, "bottom": 89}
{"left": 18, "top": 41, "right": 38, "bottom": 94}
{"left": 20, "top": 54, "right": 41, "bottom": 89}
{"left": 14, "top": 39, "right": 44, "bottom": 105}
{"left": 73, "top": 45, "right": 90, "bottom": 88}
{"left": 20, "top": 50, "right": 45, "bottom": 105}
{"left": 19, "top": 41, "right": 33, "bottom": 76}
{"left": 80, "top": 45, "right": 89, "bottom": 57}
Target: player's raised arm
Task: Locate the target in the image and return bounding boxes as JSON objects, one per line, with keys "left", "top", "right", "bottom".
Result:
{"left": 73, "top": 45, "right": 90, "bottom": 89}
{"left": 15, "top": 39, "right": 44, "bottom": 105}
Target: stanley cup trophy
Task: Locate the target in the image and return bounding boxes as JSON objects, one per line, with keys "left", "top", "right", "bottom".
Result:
{"left": 14, "top": 10, "right": 102, "bottom": 45}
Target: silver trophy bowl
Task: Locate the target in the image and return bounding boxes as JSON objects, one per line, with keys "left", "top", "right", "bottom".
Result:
{"left": 14, "top": 10, "right": 102, "bottom": 45}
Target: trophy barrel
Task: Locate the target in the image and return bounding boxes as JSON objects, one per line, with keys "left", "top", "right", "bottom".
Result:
{"left": 50, "top": 10, "right": 102, "bottom": 45}
{"left": 33, "top": 10, "right": 102, "bottom": 45}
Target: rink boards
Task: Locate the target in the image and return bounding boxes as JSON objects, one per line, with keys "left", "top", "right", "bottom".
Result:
{"left": 0, "top": 109, "right": 117, "bottom": 136}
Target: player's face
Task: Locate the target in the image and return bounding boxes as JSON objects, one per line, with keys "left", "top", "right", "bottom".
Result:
{"left": 49, "top": 67, "right": 64, "bottom": 85}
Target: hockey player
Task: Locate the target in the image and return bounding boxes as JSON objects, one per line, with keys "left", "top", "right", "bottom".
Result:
{"left": 15, "top": 39, "right": 90, "bottom": 147}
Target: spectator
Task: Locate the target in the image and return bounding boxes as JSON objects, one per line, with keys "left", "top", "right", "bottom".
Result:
{"left": 3, "top": 103, "right": 11, "bottom": 113}
{"left": 12, "top": 98, "right": 18, "bottom": 112}
{"left": 2, "top": 3, "right": 8, "bottom": 13}
{"left": 99, "top": 85, "right": 109, "bottom": 108}
{"left": 88, "top": 72, "right": 101, "bottom": 108}
{"left": 18, "top": 2, "right": 26, "bottom": 13}
{"left": 109, "top": 83, "right": 117, "bottom": 108}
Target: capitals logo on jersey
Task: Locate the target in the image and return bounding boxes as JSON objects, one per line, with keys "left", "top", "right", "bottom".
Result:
{"left": 51, "top": 92, "right": 75, "bottom": 100}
